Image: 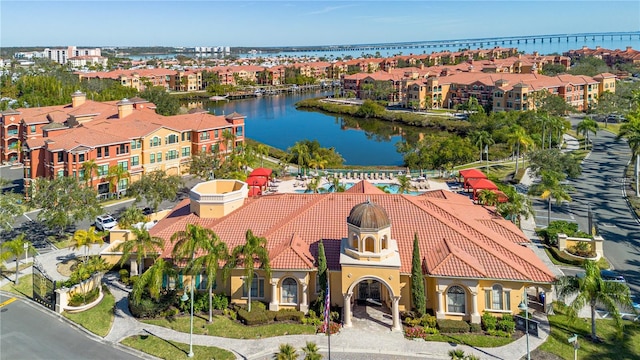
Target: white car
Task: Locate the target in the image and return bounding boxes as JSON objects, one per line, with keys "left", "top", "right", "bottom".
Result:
{"left": 95, "top": 214, "right": 117, "bottom": 231}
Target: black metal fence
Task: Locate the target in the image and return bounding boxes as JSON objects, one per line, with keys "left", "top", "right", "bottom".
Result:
{"left": 32, "top": 259, "right": 56, "bottom": 310}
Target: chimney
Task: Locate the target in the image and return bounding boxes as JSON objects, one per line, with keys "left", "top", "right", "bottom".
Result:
{"left": 117, "top": 98, "right": 134, "bottom": 119}
{"left": 626, "top": 46, "right": 633, "bottom": 52}
{"left": 533, "top": 51, "right": 539, "bottom": 56}
{"left": 596, "top": 46, "right": 601, "bottom": 50}
{"left": 71, "top": 90, "right": 86, "bottom": 108}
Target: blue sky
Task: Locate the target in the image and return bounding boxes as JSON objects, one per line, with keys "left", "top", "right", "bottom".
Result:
{"left": 2, "top": 1, "right": 639, "bottom": 47}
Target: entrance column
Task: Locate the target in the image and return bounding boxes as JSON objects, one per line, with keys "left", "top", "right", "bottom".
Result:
{"left": 269, "top": 279, "right": 279, "bottom": 311}
{"left": 391, "top": 296, "right": 402, "bottom": 332}
{"left": 300, "top": 281, "right": 309, "bottom": 313}
{"left": 436, "top": 289, "right": 445, "bottom": 319}
{"left": 343, "top": 293, "right": 352, "bottom": 328}
{"left": 471, "top": 291, "right": 480, "bottom": 324}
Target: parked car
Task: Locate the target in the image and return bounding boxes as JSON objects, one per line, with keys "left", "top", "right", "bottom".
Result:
{"left": 141, "top": 207, "right": 153, "bottom": 216}
{"left": 575, "top": 270, "right": 626, "bottom": 283}
{"left": 606, "top": 114, "right": 625, "bottom": 123}
{"left": 95, "top": 214, "right": 117, "bottom": 231}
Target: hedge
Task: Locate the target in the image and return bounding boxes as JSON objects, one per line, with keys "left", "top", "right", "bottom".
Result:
{"left": 237, "top": 308, "right": 272, "bottom": 326}
{"left": 275, "top": 309, "right": 304, "bottom": 322}
{"left": 436, "top": 319, "right": 470, "bottom": 333}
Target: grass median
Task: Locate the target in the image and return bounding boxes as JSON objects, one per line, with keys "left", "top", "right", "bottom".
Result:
{"left": 121, "top": 334, "right": 235, "bottom": 360}
{"left": 63, "top": 288, "right": 115, "bottom": 337}
{"left": 424, "top": 333, "right": 514, "bottom": 347}
{"left": 1, "top": 273, "right": 33, "bottom": 299}
{"left": 142, "top": 314, "right": 315, "bottom": 339}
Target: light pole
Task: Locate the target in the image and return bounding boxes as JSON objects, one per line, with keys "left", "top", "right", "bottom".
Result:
{"left": 518, "top": 290, "right": 530, "bottom": 360}
{"left": 180, "top": 284, "right": 195, "bottom": 358}
{"left": 23, "top": 242, "right": 29, "bottom": 264}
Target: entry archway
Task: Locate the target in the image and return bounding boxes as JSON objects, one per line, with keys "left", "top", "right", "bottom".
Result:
{"left": 343, "top": 275, "right": 402, "bottom": 331}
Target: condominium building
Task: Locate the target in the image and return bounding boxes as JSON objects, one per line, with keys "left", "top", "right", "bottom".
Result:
{"left": 0, "top": 92, "right": 245, "bottom": 197}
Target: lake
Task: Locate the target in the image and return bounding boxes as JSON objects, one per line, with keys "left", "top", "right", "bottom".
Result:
{"left": 188, "top": 92, "right": 408, "bottom": 166}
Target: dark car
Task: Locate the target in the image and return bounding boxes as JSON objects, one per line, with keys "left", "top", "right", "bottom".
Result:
{"left": 142, "top": 207, "right": 153, "bottom": 215}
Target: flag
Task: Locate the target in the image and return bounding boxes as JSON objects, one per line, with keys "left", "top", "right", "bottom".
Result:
{"left": 323, "top": 280, "right": 330, "bottom": 332}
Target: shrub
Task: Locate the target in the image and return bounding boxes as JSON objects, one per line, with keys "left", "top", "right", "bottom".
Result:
{"left": 119, "top": 269, "right": 129, "bottom": 284}
{"left": 237, "top": 308, "right": 271, "bottom": 326}
{"left": 436, "top": 319, "right": 470, "bottom": 333}
{"left": 223, "top": 308, "right": 237, "bottom": 321}
{"left": 481, "top": 312, "right": 497, "bottom": 331}
{"left": 317, "top": 321, "right": 341, "bottom": 335}
{"left": 405, "top": 317, "right": 422, "bottom": 327}
{"left": 160, "top": 307, "right": 179, "bottom": 318}
{"left": 404, "top": 326, "right": 425, "bottom": 339}
{"left": 128, "top": 290, "right": 176, "bottom": 318}
{"left": 419, "top": 314, "right": 437, "bottom": 328}
{"left": 400, "top": 310, "right": 417, "bottom": 320}
{"left": 211, "top": 294, "right": 229, "bottom": 310}
{"left": 128, "top": 275, "right": 138, "bottom": 287}
{"left": 275, "top": 309, "right": 304, "bottom": 322}
{"left": 469, "top": 323, "right": 482, "bottom": 333}
{"left": 250, "top": 301, "right": 267, "bottom": 311}
{"left": 423, "top": 326, "right": 439, "bottom": 335}
{"left": 497, "top": 314, "right": 515, "bottom": 334}
{"left": 487, "top": 329, "right": 511, "bottom": 338}
{"left": 536, "top": 220, "right": 579, "bottom": 246}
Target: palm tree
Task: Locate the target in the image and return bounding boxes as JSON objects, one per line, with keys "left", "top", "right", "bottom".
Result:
{"left": 477, "top": 189, "right": 498, "bottom": 206}
{"left": 306, "top": 176, "right": 322, "bottom": 193}
{"left": 273, "top": 343, "right": 298, "bottom": 360}
{"left": 530, "top": 171, "right": 573, "bottom": 227}
{"left": 508, "top": 126, "right": 535, "bottom": 174}
{"left": 81, "top": 160, "right": 98, "bottom": 188}
{"left": 117, "top": 207, "right": 146, "bottom": 229}
{"left": 576, "top": 118, "right": 599, "bottom": 150}
{"left": 616, "top": 117, "right": 640, "bottom": 197}
{"left": 256, "top": 144, "right": 269, "bottom": 167}
{"left": 307, "top": 153, "right": 328, "bottom": 175}
{"left": 227, "top": 229, "right": 271, "bottom": 312}
{"left": 470, "top": 130, "right": 494, "bottom": 162}
{"left": 72, "top": 226, "right": 105, "bottom": 263}
{"left": 329, "top": 175, "right": 346, "bottom": 192}
{"left": 222, "top": 129, "right": 236, "bottom": 153}
{"left": 448, "top": 349, "right": 466, "bottom": 360}
{"left": 396, "top": 174, "right": 415, "bottom": 194}
{"left": 116, "top": 227, "right": 164, "bottom": 275}
{"left": 556, "top": 260, "right": 632, "bottom": 340}
{"left": 131, "top": 257, "right": 176, "bottom": 305}
{"left": 172, "top": 224, "right": 229, "bottom": 323}
{"left": 497, "top": 185, "right": 534, "bottom": 229}
{"left": 107, "top": 165, "right": 129, "bottom": 196}
{"left": 301, "top": 342, "right": 321, "bottom": 360}
{"left": 1, "top": 234, "right": 30, "bottom": 284}
{"left": 288, "top": 142, "right": 310, "bottom": 176}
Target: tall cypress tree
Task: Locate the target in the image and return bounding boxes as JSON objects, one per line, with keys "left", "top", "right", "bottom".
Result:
{"left": 317, "top": 240, "right": 328, "bottom": 307}
{"left": 411, "top": 233, "right": 426, "bottom": 315}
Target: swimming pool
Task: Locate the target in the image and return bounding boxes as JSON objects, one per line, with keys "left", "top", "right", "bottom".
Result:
{"left": 295, "top": 182, "right": 423, "bottom": 195}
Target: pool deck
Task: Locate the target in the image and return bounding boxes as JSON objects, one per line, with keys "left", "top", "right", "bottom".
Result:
{"left": 267, "top": 175, "right": 451, "bottom": 195}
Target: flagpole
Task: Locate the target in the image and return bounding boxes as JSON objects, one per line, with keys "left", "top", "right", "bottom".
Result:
{"left": 326, "top": 275, "right": 331, "bottom": 360}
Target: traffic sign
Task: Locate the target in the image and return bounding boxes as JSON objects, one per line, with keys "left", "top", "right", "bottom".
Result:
{"left": 567, "top": 334, "right": 578, "bottom": 343}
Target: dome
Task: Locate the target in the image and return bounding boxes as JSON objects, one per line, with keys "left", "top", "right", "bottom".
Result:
{"left": 347, "top": 199, "right": 390, "bottom": 229}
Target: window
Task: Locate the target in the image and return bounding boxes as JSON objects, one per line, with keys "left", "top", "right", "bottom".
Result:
{"left": 202, "top": 146, "right": 207, "bottom": 153}
{"left": 104, "top": 146, "right": 109, "bottom": 157}
{"left": 197, "top": 274, "right": 209, "bottom": 290}
{"left": 243, "top": 277, "right": 265, "bottom": 298}
{"left": 486, "top": 285, "right": 511, "bottom": 311}
{"left": 150, "top": 153, "right": 155, "bottom": 163}
{"left": 150, "top": 136, "right": 161, "bottom": 147}
{"left": 365, "top": 237, "right": 375, "bottom": 252}
{"left": 236, "top": 126, "right": 243, "bottom": 137}
{"left": 157, "top": 152, "right": 162, "bottom": 162}
{"left": 181, "top": 147, "right": 190, "bottom": 157}
{"left": 97, "top": 164, "right": 108, "bottom": 176}
{"left": 30, "top": 125, "right": 36, "bottom": 133}
{"left": 447, "top": 285, "right": 466, "bottom": 314}
{"left": 79, "top": 153, "right": 85, "bottom": 162}
{"left": 131, "top": 155, "right": 139, "bottom": 166}
{"left": 79, "top": 169, "right": 85, "bottom": 179}
{"left": 57, "top": 152, "right": 64, "bottom": 163}
{"left": 166, "top": 149, "right": 178, "bottom": 160}
{"left": 57, "top": 169, "right": 64, "bottom": 178}
{"left": 118, "top": 160, "right": 128, "bottom": 171}
{"left": 131, "top": 139, "right": 141, "bottom": 150}
{"left": 200, "top": 132, "right": 210, "bottom": 140}
{"left": 116, "top": 144, "right": 128, "bottom": 155}
{"left": 181, "top": 132, "right": 191, "bottom": 141}
{"left": 281, "top": 278, "right": 298, "bottom": 304}
{"left": 166, "top": 134, "right": 179, "bottom": 144}
{"left": 118, "top": 178, "right": 128, "bottom": 191}
{"left": 97, "top": 147, "right": 102, "bottom": 158}
{"left": 214, "top": 129, "right": 219, "bottom": 138}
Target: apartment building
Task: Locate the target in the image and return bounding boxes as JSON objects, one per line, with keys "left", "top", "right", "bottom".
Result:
{"left": 564, "top": 46, "right": 640, "bottom": 66}
{"left": 79, "top": 69, "right": 182, "bottom": 91}
{"left": 1, "top": 92, "right": 244, "bottom": 196}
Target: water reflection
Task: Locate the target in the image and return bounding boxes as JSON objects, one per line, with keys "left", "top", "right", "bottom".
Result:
{"left": 189, "top": 91, "right": 415, "bottom": 166}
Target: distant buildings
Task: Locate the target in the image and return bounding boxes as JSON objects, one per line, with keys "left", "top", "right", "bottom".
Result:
{"left": 0, "top": 91, "right": 245, "bottom": 197}
{"left": 15, "top": 46, "right": 106, "bottom": 66}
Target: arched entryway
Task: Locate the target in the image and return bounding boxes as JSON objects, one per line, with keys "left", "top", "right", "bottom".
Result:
{"left": 343, "top": 275, "right": 402, "bottom": 331}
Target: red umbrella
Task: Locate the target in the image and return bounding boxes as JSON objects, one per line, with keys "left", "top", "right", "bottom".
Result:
{"left": 249, "top": 168, "right": 273, "bottom": 178}
{"left": 246, "top": 176, "right": 267, "bottom": 187}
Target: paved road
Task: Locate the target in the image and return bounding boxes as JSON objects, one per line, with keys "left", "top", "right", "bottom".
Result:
{"left": 532, "top": 117, "right": 640, "bottom": 296}
{"left": 0, "top": 294, "right": 141, "bottom": 360}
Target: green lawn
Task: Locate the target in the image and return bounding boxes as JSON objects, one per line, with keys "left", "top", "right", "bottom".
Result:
{"left": 142, "top": 314, "right": 316, "bottom": 339}
{"left": 121, "top": 335, "right": 235, "bottom": 360}
{"left": 63, "top": 290, "right": 115, "bottom": 337}
{"left": 539, "top": 305, "right": 640, "bottom": 360}
{"left": 0, "top": 274, "right": 33, "bottom": 299}
{"left": 424, "top": 333, "right": 514, "bottom": 347}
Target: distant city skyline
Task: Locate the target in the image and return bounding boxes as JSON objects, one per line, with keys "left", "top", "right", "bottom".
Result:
{"left": 2, "top": 1, "right": 639, "bottom": 48}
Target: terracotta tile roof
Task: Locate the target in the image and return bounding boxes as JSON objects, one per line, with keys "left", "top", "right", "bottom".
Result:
{"left": 344, "top": 180, "right": 386, "bottom": 194}
{"left": 41, "top": 125, "right": 130, "bottom": 151}
{"left": 152, "top": 184, "right": 555, "bottom": 283}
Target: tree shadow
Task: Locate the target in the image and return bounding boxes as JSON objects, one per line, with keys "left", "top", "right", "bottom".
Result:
{"left": 140, "top": 329, "right": 187, "bottom": 355}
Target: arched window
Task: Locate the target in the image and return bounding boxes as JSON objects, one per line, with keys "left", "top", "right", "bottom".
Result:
{"left": 281, "top": 278, "right": 298, "bottom": 304}
{"left": 381, "top": 235, "right": 388, "bottom": 250}
{"left": 365, "top": 237, "right": 375, "bottom": 252}
{"left": 491, "top": 284, "right": 503, "bottom": 310}
{"left": 351, "top": 234, "right": 358, "bottom": 249}
{"left": 447, "top": 285, "right": 466, "bottom": 314}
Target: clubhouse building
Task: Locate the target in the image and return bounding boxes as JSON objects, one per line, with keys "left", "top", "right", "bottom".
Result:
{"left": 105, "top": 178, "right": 556, "bottom": 330}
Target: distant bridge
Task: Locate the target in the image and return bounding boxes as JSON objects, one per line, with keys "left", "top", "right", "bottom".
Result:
{"left": 281, "top": 31, "right": 640, "bottom": 53}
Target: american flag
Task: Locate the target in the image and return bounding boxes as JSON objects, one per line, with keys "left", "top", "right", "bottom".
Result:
{"left": 323, "top": 280, "right": 330, "bottom": 332}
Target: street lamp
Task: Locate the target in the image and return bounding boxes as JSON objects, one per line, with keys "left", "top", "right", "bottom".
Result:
{"left": 518, "top": 291, "right": 530, "bottom": 360}
{"left": 180, "top": 285, "right": 195, "bottom": 358}
{"left": 23, "top": 242, "right": 29, "bottom": 264}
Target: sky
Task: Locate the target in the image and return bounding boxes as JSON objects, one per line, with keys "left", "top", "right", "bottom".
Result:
{"left": 2, "top": 0, "right": 639, "bottom": 48}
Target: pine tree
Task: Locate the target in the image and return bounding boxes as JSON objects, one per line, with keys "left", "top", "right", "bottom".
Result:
{"left": 411, "top": 233, "right": 426, "bottom": 315}
{"left": 317, "top": 240, "right": 328, "bottom": 306}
